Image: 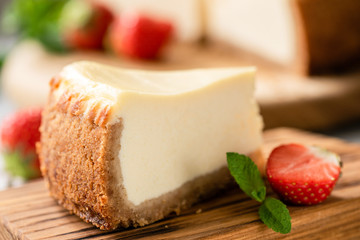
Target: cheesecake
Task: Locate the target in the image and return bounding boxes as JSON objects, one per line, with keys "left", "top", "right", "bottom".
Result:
{"left": 206, "top": 0, "right": 360, "bottom": 74}
{"left": 38, "top": 61, "right": 264, "bottom": 230}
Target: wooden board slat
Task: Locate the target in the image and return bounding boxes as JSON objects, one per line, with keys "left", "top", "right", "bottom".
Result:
{"left": 2, "top": 41, "right": 360, "bottom": 130}
{"left": 0, "top": 128, "right": 360, "bottom": 240}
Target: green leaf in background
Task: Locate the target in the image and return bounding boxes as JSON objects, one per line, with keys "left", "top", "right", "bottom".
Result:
{"left": 0, "top": 52, "right": 5, "bottom": 70}
{"left": 3, "top": 150, "right": 40, "bottom": 180}
{"left": 259, "top": 197, "right": 292, "bottom": 234}
{"left": 1, "top": 0, "right": 70, "bottom": 53}
{"left": 227, "top": 152, "right": 266, "bottom": 202}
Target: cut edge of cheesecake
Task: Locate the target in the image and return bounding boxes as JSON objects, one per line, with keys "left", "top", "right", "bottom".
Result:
{"left": 38, "top": 63, "right": 264, "bottom": 230}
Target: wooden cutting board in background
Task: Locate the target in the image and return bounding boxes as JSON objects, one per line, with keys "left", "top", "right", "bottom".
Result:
{"left": 2, "top": 41, "right": 360, "bottom": 131}
{"left": 1, "top": 128, "right": 359, "bottom": 240}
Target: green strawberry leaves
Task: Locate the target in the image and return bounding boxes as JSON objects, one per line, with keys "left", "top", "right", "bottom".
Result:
{"left": 227, "top": 152, "right": 291, "bottom": 234}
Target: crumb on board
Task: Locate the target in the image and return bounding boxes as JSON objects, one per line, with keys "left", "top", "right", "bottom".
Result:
{"left": 196, "top": 209, "right": 202, "bottom": 214}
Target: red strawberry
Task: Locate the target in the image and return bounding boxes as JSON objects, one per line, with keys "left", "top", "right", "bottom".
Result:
{"left": 266, "top": 143, "right": 341, "bottom": 205}
{"left": 1, "top": 108, "right": 43, "bottom": 179}
{"left": 109, "top": 12, "right": 173, "bottom": 59}
{"left": 61, "top": 0, "right": 114, "bottom": 50}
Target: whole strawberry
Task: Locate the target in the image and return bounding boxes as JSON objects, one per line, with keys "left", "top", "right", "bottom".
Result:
{"left": 1, "top": 108, "right": 43, "bottom": 180}
{"left": 266, "top": 143, "right": 341, "bottom": 205}
{"left": 109, "top": 12, "right": 173, "bottom": 59}
{"left": 61, "top": 0, "right": 114, "bottom": 50}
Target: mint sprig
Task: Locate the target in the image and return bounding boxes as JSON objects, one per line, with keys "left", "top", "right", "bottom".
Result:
{"left": 227, "top": 152, "right": 291, "bottom": 234}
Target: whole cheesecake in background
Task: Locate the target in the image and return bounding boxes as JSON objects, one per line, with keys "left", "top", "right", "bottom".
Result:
{"left": 38, "top": 61, "right": 264, "bottom": 230}
{"left": 206, "top": 0, "right": 360, "bottom": 74}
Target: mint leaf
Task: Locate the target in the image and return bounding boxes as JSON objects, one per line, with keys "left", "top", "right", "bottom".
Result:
{"left": 227, "top": 152, "right": 266, "bottom": 202}
{"left": 251, "top": 187, "right": 266, "bottom": 202}
{"left": 259, "top": 197, "right": 291, "bottom": 234}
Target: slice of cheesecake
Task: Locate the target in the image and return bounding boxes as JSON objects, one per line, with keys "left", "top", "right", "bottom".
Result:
{"left": 38, "top": 61, "right": 263, "bottom": 230}
{"left": 206, "top": 0, "right": 360, "bottom": 74}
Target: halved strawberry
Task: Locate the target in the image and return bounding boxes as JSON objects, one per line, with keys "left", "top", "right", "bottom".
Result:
{"left": 61, "top": 0, "right": 114, "bottom": 50}
{"left": 1, "top": 108, "right": 43, "bottom": 179}
{"left": 109, "top": 12, "right": 173, "bottom": 59}
{"left": 266, "top": 143, "right": 341, "bottom": 205}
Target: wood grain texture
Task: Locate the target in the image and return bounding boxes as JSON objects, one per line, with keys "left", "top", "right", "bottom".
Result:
{"left": 0, "top": 128, "right": 360, "bottom": 240}
{"left": 2, "top": 41, "right": 360, "bottom": 130}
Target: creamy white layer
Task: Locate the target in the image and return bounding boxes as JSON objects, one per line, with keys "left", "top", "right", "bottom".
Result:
{"left": 59, "top": 62, "right": 263, "bottom": 206}
{"left": 206, "top": 0, "right": 297, "bottom": 65}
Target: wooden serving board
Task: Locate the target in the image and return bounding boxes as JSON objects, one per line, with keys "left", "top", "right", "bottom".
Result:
{"left": 2, "top": 41, "right": 360, "bottom": 130}
{"left": 1, "top": 128, "right": 360, "bottom": 239}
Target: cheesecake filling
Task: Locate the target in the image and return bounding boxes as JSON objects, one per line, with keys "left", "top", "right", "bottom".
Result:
{"left": 59, "top": 62, "right": 263, "bottom": 206}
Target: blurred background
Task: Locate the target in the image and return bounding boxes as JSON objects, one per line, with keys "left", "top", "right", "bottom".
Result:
{"left": 0, "top": 0, "right": 360, "bottom": 190}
